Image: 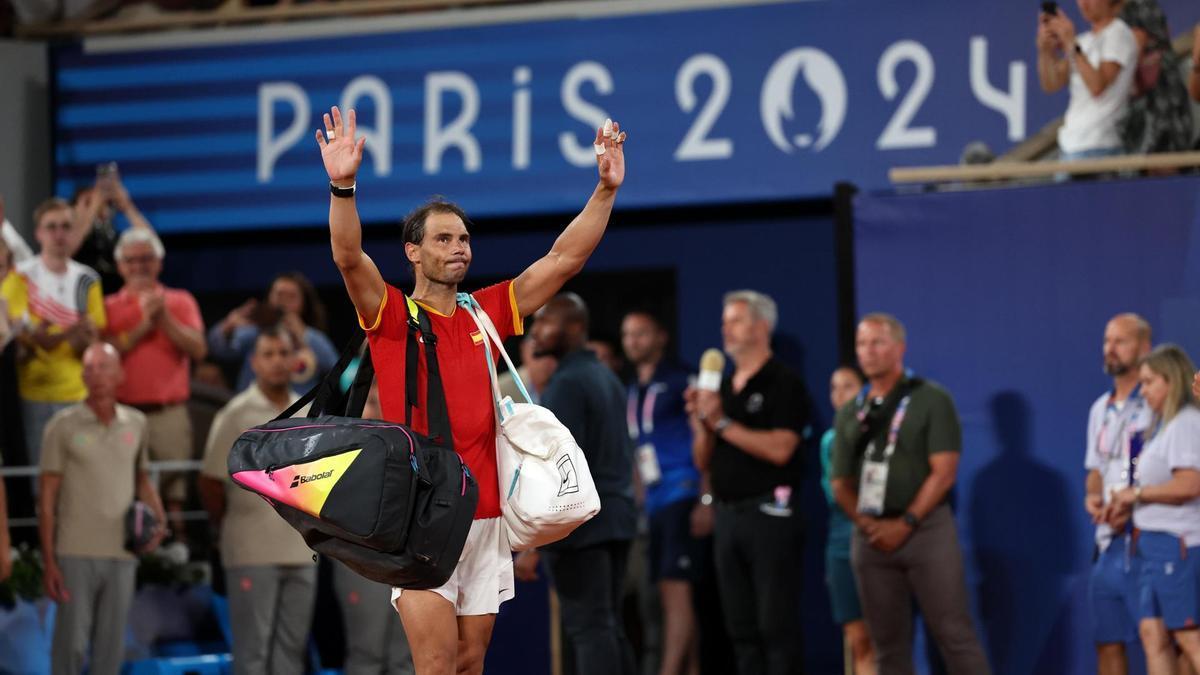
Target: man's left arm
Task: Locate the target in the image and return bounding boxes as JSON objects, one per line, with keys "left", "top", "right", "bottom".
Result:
{"left": 513, "top": 122, "right": 625, "bottom": 317}
{"left": 159, "top": 293, "right": 207, "bottom": 360}
{"left": 870, "top": 391, "right": 961, "bottom": 552}
{"left": 695, "top": 375, "right": 806, "bottom": 467}
{"left": 135, "top": 433, "right": 167, "bottom": 549}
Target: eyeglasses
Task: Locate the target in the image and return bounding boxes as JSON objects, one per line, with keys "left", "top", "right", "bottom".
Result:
{"left": 121, "top": 255, "right": 158, "bottom": 265}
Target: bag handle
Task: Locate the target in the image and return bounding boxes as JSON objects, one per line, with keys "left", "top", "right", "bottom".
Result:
{"left": 457, "top": 293, "right": 533, "bottom": 406}
{"left": 276, "top": 329, "right": 364, "bottom": 421}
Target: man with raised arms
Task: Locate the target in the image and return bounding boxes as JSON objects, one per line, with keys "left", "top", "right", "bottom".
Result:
{"left": 315, "top": 105, "right": 626, "bottom": 675}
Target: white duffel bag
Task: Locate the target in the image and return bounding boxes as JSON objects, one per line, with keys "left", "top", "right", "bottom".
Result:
{"left": 459, "top": 294, "right": 601, "bottom": 551}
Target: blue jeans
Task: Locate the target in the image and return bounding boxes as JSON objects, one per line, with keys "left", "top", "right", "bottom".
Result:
{"left": 1056, "top": 146, "right": 1123, "bottom": 182}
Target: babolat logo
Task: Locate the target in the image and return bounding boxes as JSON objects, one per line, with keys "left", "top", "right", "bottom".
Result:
{"left": 290, "top": 470, "right": 335, "bottom": 488}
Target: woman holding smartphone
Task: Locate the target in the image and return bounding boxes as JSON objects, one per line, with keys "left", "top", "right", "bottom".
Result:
{"left": 1107, "top": 345, "right": 1200, "bottom": 674}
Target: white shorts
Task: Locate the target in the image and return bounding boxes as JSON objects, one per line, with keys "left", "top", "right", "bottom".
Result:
{"left": 391, "top": 516, "right": 515, "bottom": 616}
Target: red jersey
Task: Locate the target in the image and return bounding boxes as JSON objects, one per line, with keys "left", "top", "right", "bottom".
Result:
{"left": 360, "top": 281, "right": 523, "bottom": 519}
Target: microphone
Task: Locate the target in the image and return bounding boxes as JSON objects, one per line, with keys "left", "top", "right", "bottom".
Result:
{"left": 698, "top": 349, "right": 725, "bottom": 392}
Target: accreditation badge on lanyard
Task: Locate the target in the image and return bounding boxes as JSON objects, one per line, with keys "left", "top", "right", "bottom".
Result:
{"left": 628, "top": 383, "right": 665, "bottom": 485}
{"left": 857, "top": 395, "right": 912, "bottom": 516}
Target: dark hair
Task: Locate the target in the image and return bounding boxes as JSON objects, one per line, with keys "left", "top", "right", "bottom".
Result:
{"left": 402, "top": 197, "right": 471, "bottom": 248}
{"left": 622, "top": 308, "right": 666, "bottom": 332}
{"left": 256, "top": 323, "right": 295, "bottom": 352}
{"left": 33, "top": 197, "right": 71, "bottom": 227}
{"left": 271, "top": 271, "right": 328, "bottom": 333}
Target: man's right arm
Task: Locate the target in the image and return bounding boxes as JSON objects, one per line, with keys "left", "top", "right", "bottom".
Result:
{"left": 317, "top": 106, "right": 385, "bottom": 323}
{"left": 1036, "top": 19, "right": 1068, "bottom": 93}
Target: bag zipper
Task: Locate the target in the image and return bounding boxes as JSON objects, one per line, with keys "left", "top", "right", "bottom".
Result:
{"left": 258, "top": 424, "right": 417, "bottom": 476}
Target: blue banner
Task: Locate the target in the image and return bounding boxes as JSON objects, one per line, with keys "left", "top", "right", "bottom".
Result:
{"left": 53, "top": 0, "right": 1200, "bottom": 233}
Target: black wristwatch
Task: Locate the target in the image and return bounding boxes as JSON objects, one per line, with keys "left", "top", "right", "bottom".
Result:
{"left": 902, "top": 511, "right": 920, "bottom": 529}
{"left": 330, "top": 181, "right": 356, "bottom": 198}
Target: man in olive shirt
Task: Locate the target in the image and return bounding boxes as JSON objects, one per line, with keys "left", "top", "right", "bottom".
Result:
{"left": 39, "top": 342, "right": 165, "bottom": 675}
{"left": 199, "top": 327, "right": 316, "bottom": 675}
{"left": 830, "top": 314, "right": 989, "bottom": 675}
{"left": 688, "top": 290, "right": 811, "bottom": 675}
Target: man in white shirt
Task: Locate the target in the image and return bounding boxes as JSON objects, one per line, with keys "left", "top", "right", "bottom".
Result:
{"left": 1083, "top": 314, "right": 1152, "bottom": 674}
{"left": 1037, "top": 0, "right": 1138, "bottom": 160}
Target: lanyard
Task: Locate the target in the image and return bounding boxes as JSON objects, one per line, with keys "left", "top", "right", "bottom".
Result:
{"left": 881, "top": 396, "right": 911, "bottom": 460}
{"left": 1096, "top": 385, "right": 1143, "bottom": 461}
{"left": 627, "top": 383, "right": 664, "bottom": 439}
{"left": 857, "top": 392, "right": 912, "bottom": 462}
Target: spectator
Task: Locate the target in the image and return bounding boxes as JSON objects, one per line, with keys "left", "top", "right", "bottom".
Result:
{"left": 198, "top": 326, "right": 317, "bottom": 675}
{"left": 830, "top": 313, "right": 989, "bottom": 675}
{"left": 0, "top": 194, "right": 34, "bottom": 266}
{"left": 497, "top": 335, "right": 556, "bottom": 404}
{"left": 1084, "top": 314, "right": 1153, "bottom": 673}
{"left": 1118, "top": 0, "right": 1193, "bottom": 154}
{"left": 207, "top": 271, "right": 337, "bottom": 394}
{"left": 518, "top": 293, "right": 638, "bottom": 675}
{"left": 334, "top": 382, "right": 415, "bottom": 675}
{"left": 686, "top": 290, "right": 810, "bottom": 675}
{"left": 0, "top": 236, "right": 23, "bottom": 554}
{"left": 71, "top": 168, "right": 155, "bottom": 293}
{"left": 620, "top": 309, "right": 709, "bottom": 675}
{"left": 588, "top": 333, "right": 625, "bottom": 375}
{"left": 1107, "top": 345, "right": 1200, "bottom": 674}
{"left": 1038, "top": 0, "right": 1138, "bottom": 161}
{"left": 0, "top": 235, "right": 13, "bottom": 347}
{"left": 39, "top": 342, "right": 166, "bottom": 675}
{"left": 2, "top": 197, "right": 106, "bottom": 467}
{"left": 104, "top": 227, "right": 206, "bottom": 544}
{"left": 820, "top": 366, "right": 875, "bottom": 675}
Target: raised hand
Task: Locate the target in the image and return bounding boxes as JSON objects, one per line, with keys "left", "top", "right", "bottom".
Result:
{"left": 315, "top": 106, "right": 367, "bottom": 186}
{"left": 593, "top": 118, "right": 626, "bottom": 191}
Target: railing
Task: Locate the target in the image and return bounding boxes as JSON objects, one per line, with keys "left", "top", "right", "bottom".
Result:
{"left": 1, "top": 460, "right": 207, "bottom": 529}
{"left": 889, "top": 150, "right": 1200, "bottom": 186}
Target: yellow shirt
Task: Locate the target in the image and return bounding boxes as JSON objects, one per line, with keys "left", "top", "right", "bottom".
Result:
{"left": 1, "top": 258, "right": 107, "bottom": 402}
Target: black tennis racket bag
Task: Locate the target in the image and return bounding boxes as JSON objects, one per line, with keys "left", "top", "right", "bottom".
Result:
{"left": 228, "top": 303, "right": 477, "bottom": 589}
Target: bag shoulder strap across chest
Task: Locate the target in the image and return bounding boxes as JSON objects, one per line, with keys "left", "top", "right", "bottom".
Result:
{"left": 273, "top": 295, "right": 454, "bottom": 451}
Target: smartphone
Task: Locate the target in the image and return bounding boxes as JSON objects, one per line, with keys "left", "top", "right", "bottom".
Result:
{"left": 96, "top": 161, "right": 118, "bottom": 179}
{"left": 1041, "top": 1, "right": 1058, "bottom": 15}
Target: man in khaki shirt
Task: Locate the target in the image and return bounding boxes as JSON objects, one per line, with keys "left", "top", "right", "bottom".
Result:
{"left": 199, "top": 326, "right": 316, "bottom": 675}
{"left": 39, "top": 342, "right": 165, "bottom": 675}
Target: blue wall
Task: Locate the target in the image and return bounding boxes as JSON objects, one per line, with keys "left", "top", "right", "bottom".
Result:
{"left": 854, "top": 175, "right": 1200, "bottom": 675}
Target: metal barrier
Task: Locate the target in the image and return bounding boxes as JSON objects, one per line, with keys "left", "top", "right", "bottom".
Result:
{"left": 1, "top": 460, "right": 208, "bottom": 529}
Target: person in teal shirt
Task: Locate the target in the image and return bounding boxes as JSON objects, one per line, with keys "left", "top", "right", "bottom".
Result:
{"left": 821, "top": 366, "right": 875, "bottom": 675}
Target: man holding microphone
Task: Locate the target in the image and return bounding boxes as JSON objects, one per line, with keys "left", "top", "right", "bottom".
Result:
{"left": 686, "top": 290, "right": 811, "bottom": 675}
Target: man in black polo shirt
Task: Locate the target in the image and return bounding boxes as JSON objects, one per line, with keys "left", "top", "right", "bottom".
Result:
{"left": 520, "top": 293, "right": 638, "bottom": 675}
{"left": 688, "top": 290, "right": 811, "bottom": 675}
{"left": 830, "top": 313, "right": 989, "bottom": 675}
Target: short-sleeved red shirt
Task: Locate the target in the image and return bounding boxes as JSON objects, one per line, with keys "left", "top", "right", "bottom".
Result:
{"left": 104, "top": 284, "right": 204, "bottom": 406}
{"left": 360, "top": 281, "right": 522, "bottom": 519}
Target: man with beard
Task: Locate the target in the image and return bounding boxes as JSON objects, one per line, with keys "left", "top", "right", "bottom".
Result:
{"left": 316, "top": 106, "right": 626, "bottom": 675}
{"left": 516, "top": 293, "right": 638, "bottom": 675}
{"left": 1084, "top": 313, "right": 1153, "bottom": 675}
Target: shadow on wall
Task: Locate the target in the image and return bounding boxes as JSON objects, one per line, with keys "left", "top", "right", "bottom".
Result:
{"left": 968, "top": 391, "right": 1081, "bottom": 675}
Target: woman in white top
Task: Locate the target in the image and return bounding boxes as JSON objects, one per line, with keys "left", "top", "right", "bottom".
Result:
{"left": 1037, "top": 0, "right": 1139, "bottom": 160}
{"left": 1108, "top": 344, "right": 1200, "bottom": 674}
